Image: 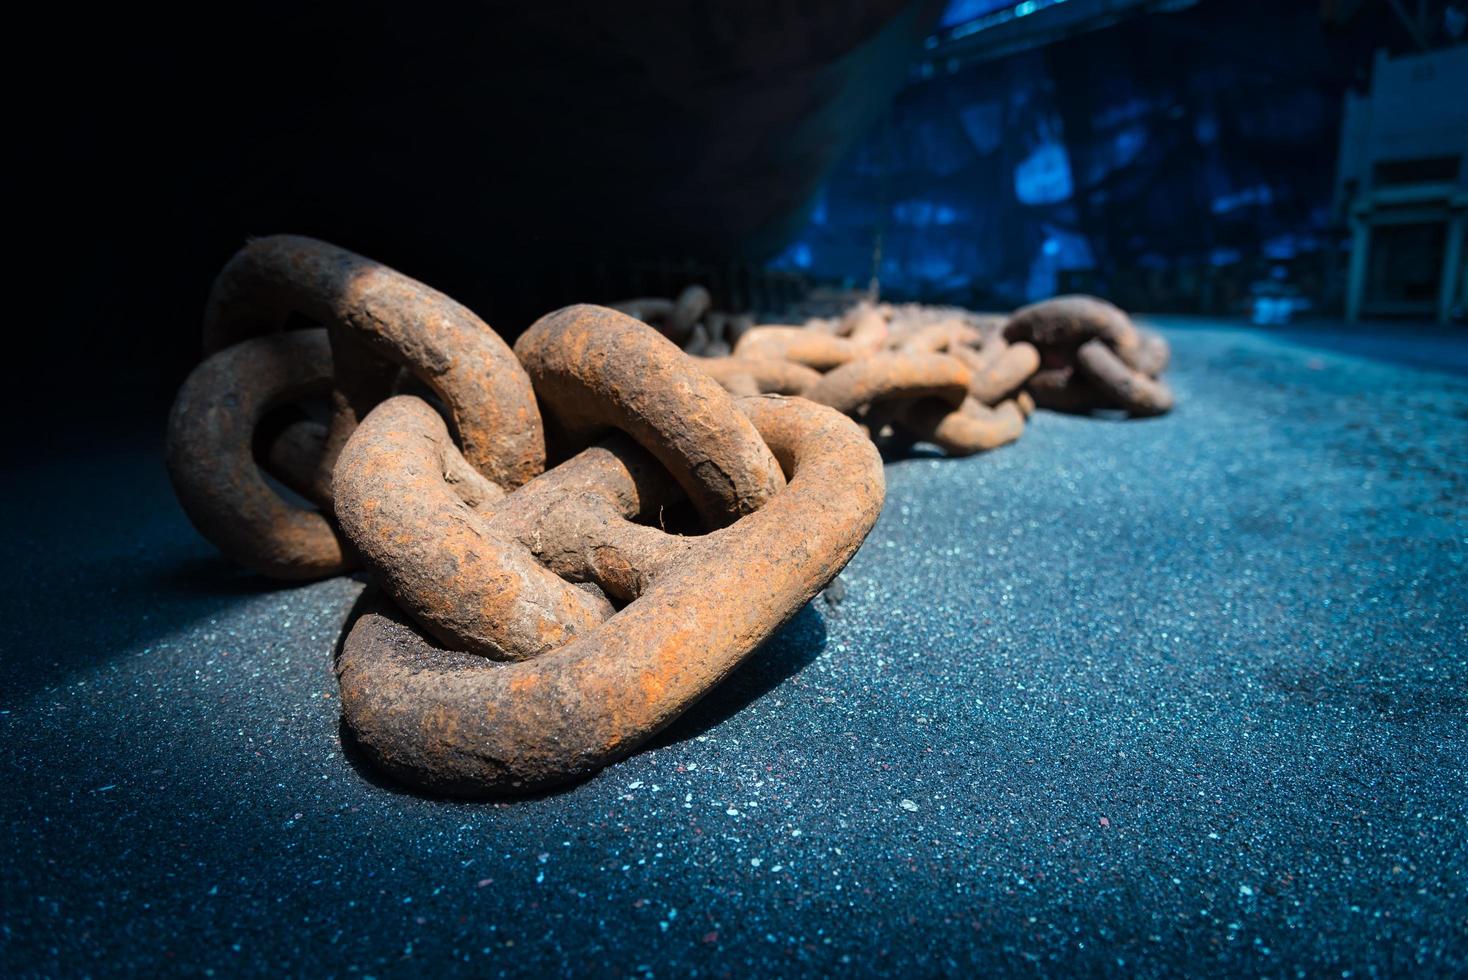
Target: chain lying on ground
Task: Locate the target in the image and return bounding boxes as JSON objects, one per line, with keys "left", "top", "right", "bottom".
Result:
{"left": 168, "top": 235, "right": 1176, "bottom": 797}
{"left": 618, "top": 288, "right": 1175, "bottom": 450}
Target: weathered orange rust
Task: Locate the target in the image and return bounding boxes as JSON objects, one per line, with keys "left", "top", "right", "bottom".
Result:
{"left": 203, "top": 234, "right": 545, "bottom": 491}
{"left": 165, "top": 233, "right": 1184, "bottom": 797}
{"left": 837, "top": 305, "right": 891, "bottom": 350}
{"left": 1003, "top": 294, "right": 1140, "bottom": 360}
{"left": 336, "top": 394, "right": 885, "bottom": 796}
{"left": 795, "top": 350, "right": 1030, "bottom": 457}
{"left": 333, "top": 395, "right": 607, "bottom": 660}
{"left": 894, "top": 320, "right": 983, "bottom": 355}
{"left": 950, "top": 340, "right": 1040, "bottom": 405}
{"left": 694, "top": 356, "right": 822, "bottom": 396}
{"left": 166, "top": 329, "right": 352, "bottom": 579}
{"left": 516, "top": 305, "right": 785, "bottom": 528}
{"left": 804, "top": 352, "right": 970, "bottom": 416}
{"left": 898, "top": 397, "right": 1026, "bottom": 455}
{"left": 732, "top": 325, "right": 883, "bottom": 369}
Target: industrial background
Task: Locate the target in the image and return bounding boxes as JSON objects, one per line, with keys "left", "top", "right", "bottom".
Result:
{"left": 19, "top": 0, "right": 1467, "bottom": 440}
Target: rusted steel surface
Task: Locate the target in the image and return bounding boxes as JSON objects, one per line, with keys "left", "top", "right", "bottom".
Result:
{"left": 166, "top": 239, "right": 1179, "bottom": 796}
{"left": 1000, "top": 295, "right": 1174, "bottom": 418}
{"left": 332, "top": 395, "right": 605, "bottom": 661}
{"left": 950, "top": 341, "right": 1040, "bottom": 406}
{"left": 898, "top": 397, "right": 1026, "bottom": 455}
{"left": 336, "top": 395, "right": 884, "bottom": 796}
{"left": 805, "top": 352, "right": 969, "bottom": 416}
{"left": 166, "top": 329, "right": 352, "bottom": 580}
{"left": 204, "top": 234, "right": 545, "bottom": 491}
{"left": 1003, "top": 294, "right": 1139, "bottom": 357}
{"left": 694, "top": 356, "right": 822, "bottom": 396}
{"left": 515, "top": 305, "right": 785, "bottom": 528}
{"left": 895, "top": 320, "right": 983, "bottom": 355}
{"left": 657, "top": 288, "right": 1176, "bottom": 442}
{"left": 733, "top": 326, "right": 871, "bottom": 370}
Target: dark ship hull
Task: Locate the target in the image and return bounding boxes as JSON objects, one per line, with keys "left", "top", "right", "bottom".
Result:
{"left": 27, "top": 1, "right": 941, "bottom": 428}
{"left": 181, "top": 2, "right": 942, "bottom": 274}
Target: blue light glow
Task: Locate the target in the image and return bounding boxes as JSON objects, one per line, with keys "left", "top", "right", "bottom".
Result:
{"left": 1211, "top": 184, "right": 1275, "bottom": 215}
{"left": 938, "top": 0, "right": 1021, "bottom": 29}
{"left": 937, "top": 0, "right": 1071, "bottom": 43}
{"left": 1014, "top": 138, "right": 1073, "bottom": 205}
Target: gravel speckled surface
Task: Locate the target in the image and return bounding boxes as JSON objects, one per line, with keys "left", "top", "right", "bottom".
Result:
{"left": 3, "top": 318, "right": 1466, "bottom": 976}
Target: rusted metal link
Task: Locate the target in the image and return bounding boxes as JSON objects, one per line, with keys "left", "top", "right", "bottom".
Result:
{"left": 796, "top": 351, "right": 1029, "bottom": 457}
{"left": 203, "top": 234, "right": 545, "bottom": 493}
{"left": 1004, "top": 294, "right": 1173, "bottom": 418}
{"left": 610, "top": 284, "right": 746, "bottom": 352}
{"left": 515, "top": 305, "right": 785, "bottom": 528}
{"left": 1120, "top": 325, "right": 1172, "bottom": 377}
{"left": 1024, "top": 355, "right": 1169, "bottom": 417}
{"left": 694, "top": 356, "right": 822, "bottom": 397}
{"left": 1075, "top": 339, "right": 1175, "bottom": 417}
{"left": 949, "top": 340, "right": 1041, "bottom": 406}
{"left": 802, "top": 316, "right": 843, "bottom": 335}
{"left": 733, "top": 326, "right": 877, "bottom": 370}
{"left": 720, "top": 303, "right": 1052, "bottom": 455}
{"left": 893, "top": 320, "right": 984, "bottom": 355}
{"left": 166, "top": 329, "right": 352, "bottom": 579}
{"left": 804, "top": 352, "right": 970, "bottom": 416}
{"left": 256, "top": 413, "right": 335, "bottom": 509}
{"left": 838, "top": 305, "right": 891, "bottom": 349}
{"left": 1025, "top": 366, "right": 1112, "bottom": 414}
{"left": 669, "top": 285, "right": 712, "bottom": 342}
{"left": 733, "top": 307, "right": 886, "bottom": 369}
{"left": 1002, "top": 294, "right": 1140, "bottom": 360}
{"left": 897, "top": 397, "right": 1026, "bottom": 456}
{"left": 336, "top": 394, "right": 885, "bottom": 796}
{"left": 333, "top": 395, "right": 609, "bottom": 660}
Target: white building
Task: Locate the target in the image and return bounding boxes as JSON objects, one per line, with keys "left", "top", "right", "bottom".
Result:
{"left": 1335, "top": 44, "right": 1468, "bottom": 323}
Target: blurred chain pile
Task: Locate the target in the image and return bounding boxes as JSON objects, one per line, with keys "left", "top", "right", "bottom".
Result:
{"left": 167, "top": 235, "right": 1175, "bottom": 798}
{"left": 616, "top": 290, "right": 1175, "bottom": 458}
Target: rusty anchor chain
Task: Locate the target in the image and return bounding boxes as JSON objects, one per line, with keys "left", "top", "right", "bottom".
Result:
{"left": 637, "top": 289, "right": 1173, "bottom": 456}
{"left": 1005, "top": 295, "right": 1174, "bottom": 417}
{"left": 168, "top": 237, "right": 1177, "bottom": 796}
{"left": 168, "top": 235, "right": 544, "bottom": 580}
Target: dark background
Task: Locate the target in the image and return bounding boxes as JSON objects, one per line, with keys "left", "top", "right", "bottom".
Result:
{"left": 14, "top": 0, "right": 1431, "bottom": 443}
{"left": 17, "top": 0, "right": 938, "bottom": 443}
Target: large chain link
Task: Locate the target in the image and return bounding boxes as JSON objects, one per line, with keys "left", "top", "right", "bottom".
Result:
{"left": 167, "top": 236, "right": 1175, "bottom": 796}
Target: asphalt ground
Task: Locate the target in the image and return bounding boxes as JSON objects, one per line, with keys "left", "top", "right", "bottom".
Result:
{"left": 2, "top": 317, "right": 1465, "bottom": 976}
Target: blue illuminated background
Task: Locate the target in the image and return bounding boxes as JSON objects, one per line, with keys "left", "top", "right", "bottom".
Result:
{"left": 771, "top": 0, "right": 1374, "bottom": 313}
